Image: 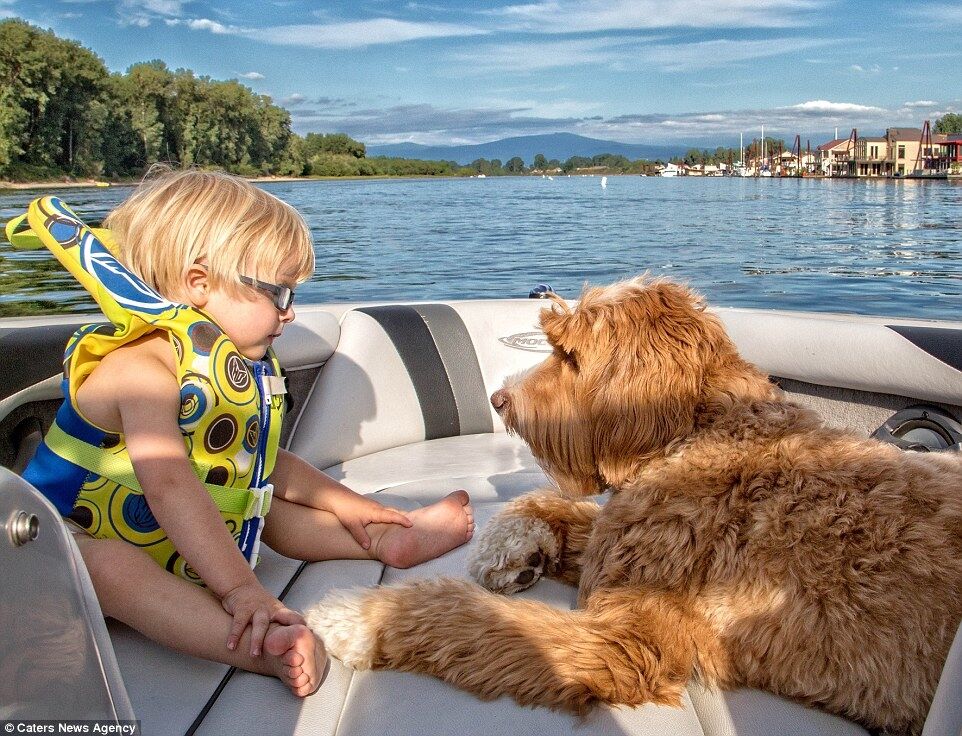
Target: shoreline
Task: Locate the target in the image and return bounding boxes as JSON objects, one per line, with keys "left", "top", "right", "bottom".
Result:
{"left": 0, "top": 175, "right": 322, "bottom": 191}
{"left": 0, "top": 174, "right": 485, "bottom": 191}
{"left": 2, "top": 173, "right": 958, "bottom": 191}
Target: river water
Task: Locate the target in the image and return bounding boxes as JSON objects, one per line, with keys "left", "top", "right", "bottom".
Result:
{"left": 1, "top": 176, "right": 959, "bottom": 319}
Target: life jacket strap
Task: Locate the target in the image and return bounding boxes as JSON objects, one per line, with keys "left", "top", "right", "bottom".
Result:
{"left": 45, "top": 422, "right": 273, "bottom": 520}
{"left": 5, "top": 213, "right": 118, "bottom": 253}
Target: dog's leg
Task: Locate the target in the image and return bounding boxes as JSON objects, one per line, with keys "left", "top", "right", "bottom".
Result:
{"left": 306, "top": 578, "right": 727, "bottom": 714}
{"left": 468, "top": 490, "right": 601, "bottom": 593}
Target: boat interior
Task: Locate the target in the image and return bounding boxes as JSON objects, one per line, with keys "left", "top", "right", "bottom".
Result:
{"left": 2, "top": 297, "right": 961, "bottom": 735}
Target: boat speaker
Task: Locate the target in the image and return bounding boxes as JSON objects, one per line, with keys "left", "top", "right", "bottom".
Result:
{"left": 871, "top": 404, "right": 962, "bottom": 452}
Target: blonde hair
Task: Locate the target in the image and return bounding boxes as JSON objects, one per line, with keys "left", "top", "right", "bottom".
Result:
{"left": 104, "top": 168, "right": 315, "bottom": 300}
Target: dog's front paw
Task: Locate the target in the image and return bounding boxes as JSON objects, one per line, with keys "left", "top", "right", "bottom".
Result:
{"left": 468, "top": 513, "right": 559, "bottom": 594}
{"left": 304, "top": 587, "right": 378, "bottom": 669}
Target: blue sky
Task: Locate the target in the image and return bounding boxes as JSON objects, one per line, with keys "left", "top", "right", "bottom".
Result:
{"left": 4, "top": 0, "right": 960, "bottom": 147}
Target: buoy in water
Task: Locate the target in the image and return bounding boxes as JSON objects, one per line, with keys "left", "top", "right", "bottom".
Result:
{"left": 601, "top": 176, "right": 607, "bottom": 189}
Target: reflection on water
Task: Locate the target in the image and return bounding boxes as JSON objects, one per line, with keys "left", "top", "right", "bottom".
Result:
{"left": 1, "top": 177, "right": 960, "bottom": 320}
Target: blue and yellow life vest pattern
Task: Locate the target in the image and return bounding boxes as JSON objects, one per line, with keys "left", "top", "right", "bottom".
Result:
{"left": 15, "top": 196, "right": 286, "bottom": 585}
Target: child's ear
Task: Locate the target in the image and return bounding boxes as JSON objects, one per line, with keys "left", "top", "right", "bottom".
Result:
{"left": 183, "top": 263, "right": 210, "bottom": 307}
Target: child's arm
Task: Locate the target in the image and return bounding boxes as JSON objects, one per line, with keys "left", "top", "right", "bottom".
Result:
{"left": 105, "top": 344, "right": 301, "bottom": 655}
{"left": 269, "top": 449, "right": 412, "bottom": 550}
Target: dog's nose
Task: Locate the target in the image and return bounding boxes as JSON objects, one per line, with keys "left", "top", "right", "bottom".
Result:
{"left": 491, "top": 389, "right": 509, "bottom": 412}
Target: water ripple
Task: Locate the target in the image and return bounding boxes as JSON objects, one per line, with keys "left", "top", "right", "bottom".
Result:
{"left": 1, "top": 177, "right": 960, "bottom": 319}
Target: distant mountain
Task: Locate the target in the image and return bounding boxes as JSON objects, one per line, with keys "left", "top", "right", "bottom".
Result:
{"left": 366, "top": 133, "right": 689, "bottom": 165}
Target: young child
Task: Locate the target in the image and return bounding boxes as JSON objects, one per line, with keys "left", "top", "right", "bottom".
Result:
{"left": 18, "top": 169, "right": 474, "bottom": 697}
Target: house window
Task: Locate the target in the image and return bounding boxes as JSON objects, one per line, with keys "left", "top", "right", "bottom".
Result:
{"left": 898, "top": 145, "right": 905, "bottom": 158}
{"left": 898, "top": 164, "right": 905, "bottom": 174}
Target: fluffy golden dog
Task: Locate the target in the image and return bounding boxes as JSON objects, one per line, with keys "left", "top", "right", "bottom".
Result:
{"left": 308, "top": 278, "right": 962, "bottom": 735}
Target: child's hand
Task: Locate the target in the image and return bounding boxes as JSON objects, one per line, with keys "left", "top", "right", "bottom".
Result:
{"left": 221, "top": 581, "right": 306, "bottom": 656}
{"left": 330, "top": 495, "right": 413, "bottom": 550}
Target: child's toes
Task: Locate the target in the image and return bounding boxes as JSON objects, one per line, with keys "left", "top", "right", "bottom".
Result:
{"left": 283, "top": 647, "right": 305, "bottom": 667}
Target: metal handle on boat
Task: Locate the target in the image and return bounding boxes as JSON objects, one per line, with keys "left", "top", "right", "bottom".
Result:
{"left": 8, "top": 510, "right": 39, "bottom": 547}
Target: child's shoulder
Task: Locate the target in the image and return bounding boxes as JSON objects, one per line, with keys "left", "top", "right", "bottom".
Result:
{"left": 99, "top": 329, "right": 177, "bottom": 377}
{"left": 77, "top": 329, "right": 180, "bottom": 430}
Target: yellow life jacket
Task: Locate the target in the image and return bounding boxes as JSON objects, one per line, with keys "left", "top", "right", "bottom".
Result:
{"left": 14, "top": 196, "right": 286, "bottom": 585}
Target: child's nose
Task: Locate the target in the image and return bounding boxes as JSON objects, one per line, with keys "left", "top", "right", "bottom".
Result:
{"left": 280, "top": 304, "right": 295, "bottom": 322}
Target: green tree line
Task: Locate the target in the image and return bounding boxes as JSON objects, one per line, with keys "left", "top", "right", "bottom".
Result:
{"left": 0, "top": 19, "right": 299, "bottom": 179}
{"left": 0, "top": 19, "right": 664, "bottom": 181}
{"left": 0, "top": 19, "right": 471, "bottom": 181}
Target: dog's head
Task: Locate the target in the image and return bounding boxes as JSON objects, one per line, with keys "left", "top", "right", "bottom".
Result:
{"left": 492, "top": 277, "right": 775, "bottom": 495}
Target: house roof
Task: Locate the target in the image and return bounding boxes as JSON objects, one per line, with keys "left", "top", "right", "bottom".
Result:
{"left": 817, "top": 139, "right": 848, "bottom": 151}
{"left": 886, "top": 128, "right": 922, "bottom": 140}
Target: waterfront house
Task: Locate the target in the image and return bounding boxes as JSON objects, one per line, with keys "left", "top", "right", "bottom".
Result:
{"left": 885, "top": 128, "right": 926, "bottom": 176}
{"left": 935, "top": 134, "right": 962, "bottom": 174}
{"left": 817, "top": 139, "right": 849, "bottom": 176}
{"left": 854, "top": 136, "right": 888, "bottom": 177}
{"left": 843, "top": 127, "right": 949, "bottom": 177}
{"left": 658, "top": 162, "right": 684, "bottom": 176}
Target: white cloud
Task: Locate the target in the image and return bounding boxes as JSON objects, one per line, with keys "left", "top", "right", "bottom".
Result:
{"left": 905, "top": 3, "right": 962, "bottom": 25}
{"left": 904, "top": 100, "right": 936, "bottom": 108}
{"left": 785, "top": 100, "right": 886, "bottom": 114}
{"left": 638, "top": 37, "right": 835, "bottom": 72}
{"left": 598, "top": 99, "right": 930, "bottom": 143}
{"left": 185, "top": 18, "right": 229, "bottom": 33}
{"left": 118, "top": 0, "right": 186, "bottom": 25}
{"left": 488, "top": 0, "right": 824, "bottom": 32}
{"left": 173, "top": 16, "right": 487, "bottom": 49}
{"left": 451, "top": 37, "right": 628, "bottom": 73}
{"left": 243, "top": 19, "right": 487, "bottom": 49}
{"left": 452, "top": 35, "right": 835, "bottom": 75}
{"left": 238, "top": 71, "right": 265, "bottom": 80}
{"left": 482, "top": 97, "right": 604, "bottom": 119}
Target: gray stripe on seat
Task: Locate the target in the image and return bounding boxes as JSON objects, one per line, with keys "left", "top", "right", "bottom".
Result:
{"left": 412, "top": 304, "right": 494, "bottom": 435}
{"left": 887, "top": 325, "right": 962, "bottom": 372}
{"left": 357, "top": 306, "right": 460, "bottom": 440}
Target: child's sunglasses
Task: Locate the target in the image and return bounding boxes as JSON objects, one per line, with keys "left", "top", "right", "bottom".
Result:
{"left": 239, "top": 275, "right": 295, "bottom": 311}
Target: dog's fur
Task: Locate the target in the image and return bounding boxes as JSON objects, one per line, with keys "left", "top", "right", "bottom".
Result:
{"left": 308, "top": 278, "right": 962, "bottom": 734}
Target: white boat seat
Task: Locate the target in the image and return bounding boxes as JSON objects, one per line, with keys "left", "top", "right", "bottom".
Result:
{"left": 287, "top": 301, "right": 551, "bottom": 470}
{"left": 194, "top": 498, "right": 871, "bottom": 736}
{"left": 6, "top": 298, "right": 961, "bottom": 735}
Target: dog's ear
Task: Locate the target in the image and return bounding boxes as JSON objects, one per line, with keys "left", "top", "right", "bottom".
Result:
{"left": 540, "top": 298, "right": 590, "bottom": 356}
{"left": 590, "top": 281, "right": 707, "bottom": 486}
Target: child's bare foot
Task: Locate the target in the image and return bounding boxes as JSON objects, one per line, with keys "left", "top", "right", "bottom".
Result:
{"left": 263, "top": 622, "right": 328, "bottom": 697}
{"left": 371, "top": 490, "right": 474, "bottom": 569}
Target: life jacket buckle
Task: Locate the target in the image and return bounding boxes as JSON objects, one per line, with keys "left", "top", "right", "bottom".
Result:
{"left": 245, "top": 483, "right": 274, "bottom": 520}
